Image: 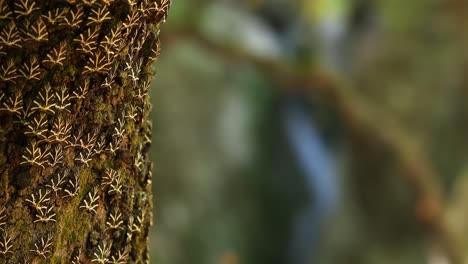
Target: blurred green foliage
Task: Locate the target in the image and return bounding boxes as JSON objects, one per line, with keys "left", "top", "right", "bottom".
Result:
{"left": 150, "top": 0, "right": 468, "bottom": 263}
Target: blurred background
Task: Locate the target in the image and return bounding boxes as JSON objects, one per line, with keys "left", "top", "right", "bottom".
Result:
{"left": 148, "top": 0, "right": 468, "bottom": 263}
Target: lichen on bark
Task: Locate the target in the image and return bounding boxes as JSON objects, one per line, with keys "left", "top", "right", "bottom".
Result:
{"left": 0, "top": 0, "right": 169, "bottom": 263}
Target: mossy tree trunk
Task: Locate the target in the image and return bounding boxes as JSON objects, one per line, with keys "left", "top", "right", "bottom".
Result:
{"left": 0, "top": 0, "right": 169, "bottom": 263}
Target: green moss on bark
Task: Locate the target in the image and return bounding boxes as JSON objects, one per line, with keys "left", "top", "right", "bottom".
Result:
{"left": 0, "top": 0, "right": 170, "bottom": 263}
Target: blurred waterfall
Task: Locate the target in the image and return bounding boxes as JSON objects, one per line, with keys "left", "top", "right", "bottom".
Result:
{"left": 282, "top": 97, "right": 339, "bottom": 264}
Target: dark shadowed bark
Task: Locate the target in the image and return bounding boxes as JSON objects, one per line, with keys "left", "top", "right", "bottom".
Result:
{"left": 0, "top": 0, "right": 169, "bottom": 263}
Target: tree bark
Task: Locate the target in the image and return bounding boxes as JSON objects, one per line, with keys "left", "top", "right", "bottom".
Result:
{"left": 0, "top": 0, "right": 169, "bottom": 263}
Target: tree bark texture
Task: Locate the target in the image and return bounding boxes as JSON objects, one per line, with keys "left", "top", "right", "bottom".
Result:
{"left": 0, "top": 0, "right": 169, "bottom": 263}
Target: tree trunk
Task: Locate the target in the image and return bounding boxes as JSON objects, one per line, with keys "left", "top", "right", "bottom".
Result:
{"left": 0, "top": 0, "right": 169, "bottom": 263}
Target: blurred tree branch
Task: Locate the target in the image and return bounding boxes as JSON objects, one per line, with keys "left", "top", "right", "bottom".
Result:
{"left": 162, "top": 28, "right": 459, "bottom": 263}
